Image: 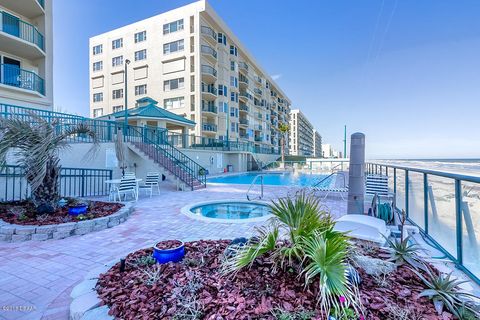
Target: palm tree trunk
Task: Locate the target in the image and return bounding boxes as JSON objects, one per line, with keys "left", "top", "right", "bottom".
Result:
{"left": 281, "top": 136, "right": 285, "bottom": 164}
{"left": 31, "top": 159, "right": 60, "bottom": 213}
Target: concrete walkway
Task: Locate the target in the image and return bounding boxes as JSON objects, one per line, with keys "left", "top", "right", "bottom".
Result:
{"left": 0, "top": 183, "right": 346, "bottom": 320}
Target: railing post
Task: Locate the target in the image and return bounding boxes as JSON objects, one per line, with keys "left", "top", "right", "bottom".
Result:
{"left": 394, "top": 168, "right": 397, "bottom": 194}
{"left": 455, "top": 179, "right": 463, "bottom": 264}
{"left": 81, "top": 169, "right": 85, "bottom": 197}
{"left": 405, "top": 170, "right": 409, "bottom": 218}
{"left": 424, "top": 173, "right": 429, "bottom": 234}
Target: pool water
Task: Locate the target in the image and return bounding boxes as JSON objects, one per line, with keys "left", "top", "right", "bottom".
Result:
{"left": 208, "top": 172, "right": 332, "bottom": 187}
{"left": 190, "top": 202, "right": 271, "bottom": 219}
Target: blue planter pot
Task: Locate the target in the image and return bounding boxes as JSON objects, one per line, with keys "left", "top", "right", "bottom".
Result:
{"left": 153, "top": 241, "right": 185, "bottom": 264}
{"left": 68, "top": 205, "right": 88, "bottom": 216}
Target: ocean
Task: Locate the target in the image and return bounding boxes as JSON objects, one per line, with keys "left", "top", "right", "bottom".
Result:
{"left": 372, "top": 159, "right": 480, "bottom": 177}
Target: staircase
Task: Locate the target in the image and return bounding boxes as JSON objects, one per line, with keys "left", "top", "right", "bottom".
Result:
{"left": 125, "top": 126, "right": 206, "bottom": 191}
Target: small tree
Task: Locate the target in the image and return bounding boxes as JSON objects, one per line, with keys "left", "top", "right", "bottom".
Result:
{"left": 0, "top": 114, "right": 99, "bottom": 214}
{"left": 278, "top": 123, "right": 289, "bottom": 165}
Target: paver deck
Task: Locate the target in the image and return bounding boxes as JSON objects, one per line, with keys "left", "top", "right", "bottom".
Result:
{"left": 0, "top": 183, "right": 346, "bottom": 320}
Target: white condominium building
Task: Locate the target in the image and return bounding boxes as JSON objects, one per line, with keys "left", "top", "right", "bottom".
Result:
{"left": 0, "top": 0, "right": 53, "bottom": 110}
{"left": 89, "top": 0, "right": 291, "bottom": 152}
{"left": 289, "top": 109, "right": 319, "bottom": 157}
{"left": 313, "top": 129, "right": 322, "bottom": 158}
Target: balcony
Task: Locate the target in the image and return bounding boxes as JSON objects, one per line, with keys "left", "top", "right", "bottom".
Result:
{"left": 0, "top": 11, "right": 45, "bottom": 59}
{"left": 1, "top": 1, "right": 44, "bottom": 19}
{"left": 0, "top": 63, "right": 44, "bottom": 96}
{"left": 239, "top": 61, "right": 249, "bottom": 72}
{"left": 254, "top": 88, "right": 263, "bottom": 97}
{"left": 239, "top": 133, "right": 250, "bottom": 140}
{"left": 255, "top": 124, "right": 263, "bottom": 131}
{"left": 255, "top": 135, "right": 264, "bottom": 142}
{"left": 239, "top": 91, "right": 252, "bottom": 102}
{"left": 239, "top": 75, "right": 249, "bottom": 87}
{"left": 202, "top": 123, "right": 217, "bottom": 133}
{"left": 257, "top": 113, "right": 262, "bottom": 120}
{"left": 201, "top": 26, "right": 217, "bottom": 45}
{"left": 201, "top": 100, "right": 218, "bottom": 115}
{"left": 239, "top": 104, "right": 249, "bottom": 112}
{"left": 201, "top": 64, "right": 217, "bottom": 83}
{"left": 201, "top": 45, "right": 217, "bottom": 64}
{"left": 201, "top": 82, "right": 217, "bottom": 101}
{"left": 239, "top": 118, "right": 249, "bottom": 127}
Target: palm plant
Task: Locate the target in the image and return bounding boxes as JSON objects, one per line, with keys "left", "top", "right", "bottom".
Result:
{"left": 412, "top": 266, "right": 479, "bottom": 318}
{"left": 222, "top": 193, "right": 359, "bottom": 315}
{"left": 278, "top": 123, "right": 289, "bottom": 165}
{"left": 0, "top": 114, "right": 99, "bottom": 213}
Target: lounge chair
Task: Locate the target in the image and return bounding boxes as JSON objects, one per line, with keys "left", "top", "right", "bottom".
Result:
{"left": 138, "top": 172, "right": 160, "bottom": 197}
{"left": 334, "top": 214, "right": 391, "bottom": 244}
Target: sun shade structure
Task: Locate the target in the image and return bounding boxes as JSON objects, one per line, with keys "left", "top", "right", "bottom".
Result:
{"left": 100, "top": 97, "right": 195, "bottom": 133}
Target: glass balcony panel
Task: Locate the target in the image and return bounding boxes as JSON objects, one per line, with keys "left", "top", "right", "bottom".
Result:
{"left": 461, "top": 181, "right": 480, "bottom": 279}
{"left": 408, "top": 172, "right": 425, "bottom": 229}
{"left": 396, "top": 169, "right": 406, "bottom": 212}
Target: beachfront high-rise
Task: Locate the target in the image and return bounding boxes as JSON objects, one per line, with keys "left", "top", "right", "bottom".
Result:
{"left": 89, "top": 0, "right": 291, "bottom": 152}
{"left": 289, "top": 109, "right": 319, "bottom": 156}
{"left": 0, "top": 0, "right": 53, "bottom": 110}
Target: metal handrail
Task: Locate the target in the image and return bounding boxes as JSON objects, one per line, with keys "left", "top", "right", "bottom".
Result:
{"left": 246, "top": 174, "right": 264, "bottom": 201}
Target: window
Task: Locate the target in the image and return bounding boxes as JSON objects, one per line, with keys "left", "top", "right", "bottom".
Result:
{"left": 134, "top": 49, "right": 147, "bottom": 61}
{"left": 112, "top": 56, "right": 123, "bottom": 67}
{"left": 218, "top": 84, "right": 227, "bottom": 97}
{"left": 163, "top": 19, "right": 184, "bottom": 34}
{"left": 113, "top": 105, "right": 123, "bottom": 113}
{"left": 230, "top": 92, "right": 238, "bottom": 103}
{"left": 229, "top": 45, "right": 238, "bottom": 56}
{"left": 93, "top": 93, "right": 103, "bottom": 102}
{"left": 135, "top": 84, "right": 147, "bottom": 96}
{"left": 112, "top": 38, "right": 123, "bottom": 49}
{"left": 164, "top": 97, "right": 185, "bottom": 110}
{"left": 230, "top": 76, "right": 238, "bottom": 88}
{"left": 217, "top": 32, "right": 227, "bottom": 45}
{"left": 163, "top": 40, "right": 184, "bottom": 54}
{"left": 92, "top": 61, "right": 103, "bottom": 71}
{"left": 134, "top": 31, "right": 146, "bottom": 43}
{"left": 164, "top": 78, "right": 184, "bottom": 91}
{"left": 93, "top": 45, "right": 103, "bottom": 55}
{"left": 112, "top": 89, "right": 123, "bottom": 99}
{"left": 230, "top": 61, "right": 236, "bottom": 72}
{"left": 221, "top": 102, "right": 228, "bottom": 113}
{"left": 93, "top": 108, "right": 103, "bottom": 117}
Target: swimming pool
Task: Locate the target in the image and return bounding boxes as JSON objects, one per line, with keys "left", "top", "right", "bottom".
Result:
{"left": 182, "top": 200, "right": 272, "bottom": 223}
{"left": 208, "top": 172, "right": 332, "bottom": 187}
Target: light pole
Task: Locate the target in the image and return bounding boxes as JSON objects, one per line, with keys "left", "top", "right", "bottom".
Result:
{"left": 123, "top": 59, "right": 130, "bottom": 138}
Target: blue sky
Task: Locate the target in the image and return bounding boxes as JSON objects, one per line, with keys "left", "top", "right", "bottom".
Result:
{"left": 53, "top": 0, "right": 480, "bottom": 159}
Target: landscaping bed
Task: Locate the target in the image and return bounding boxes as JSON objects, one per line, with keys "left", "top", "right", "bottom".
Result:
{"left": 0, "top": 200, "right": 123, "bottom": 225}
{"left": 96, "top": 239, "right": 446, "bottom": 320}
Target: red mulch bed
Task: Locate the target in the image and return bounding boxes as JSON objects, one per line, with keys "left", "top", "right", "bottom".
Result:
{"left": 96, "top": 240, "right": 448, "bottom": 320}
{"left": 0, "top": 200, "right": 124, "bottom": 225}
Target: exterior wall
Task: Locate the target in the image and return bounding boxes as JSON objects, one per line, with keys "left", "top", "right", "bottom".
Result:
{"left": 0, "top": 0, "right": 53, "bottom": 110}
{"left": 313, "top": 129, "right": 322, "bottom": 158}
{"left": 89, "top": 0, "right": 290, "bottom": 154}
{"left": 289, "top": 109, "right": 315, "bottom": 156}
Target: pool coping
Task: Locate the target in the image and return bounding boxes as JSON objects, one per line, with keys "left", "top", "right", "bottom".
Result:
{"left": 180, "top": 199, "right": 273, "bottom": 224}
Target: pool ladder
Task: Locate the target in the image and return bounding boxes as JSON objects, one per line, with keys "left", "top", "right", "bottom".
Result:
{"left": 246, "top": 174, "right": 264, "bottom": 201}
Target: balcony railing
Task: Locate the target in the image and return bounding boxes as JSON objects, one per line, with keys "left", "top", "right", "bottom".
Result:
{"left": 239, "top": 118, "right": 249, "bottom": 125}
{"left": 255, "top": 136, "right": 263, "bottom": 142}
{"left": 239, "top": 91, "right": 252, "bottom": 100}
{"left": 201, "top": 101, "right": 218, "bottom": 114}
{"left": 0, "top": 64, "right": 45, "bottom": 95}
{"left": 254, "top": 88, "right": 263, "bottom": 96}
{"left": 201, "top": 64, "right": 217, "bottom": 77}
{"left": 239, "top": 104, "right": 249, "bottom": 112}
{"left": 201, "top": 82, "right": 217, "bottom": 96}
{"left": 201, "top": 45, "right": 217, "bottom": 59}
{"left": 201, "top": 26, "right": 217, "bottom": 42}
{"left": 37, "top": 0, "right": 45, "bottom": 9}
{"left": 366, "top": 162, "right": 480, "bottom": 284}
{"left": 239, "top": 61, "right": 249, "bottom": 71}
{"left": 202, "top": 123, "right": 217, "bottom": 132}
{"left": 1, "top": 11, "right": 45, "bottom": 51}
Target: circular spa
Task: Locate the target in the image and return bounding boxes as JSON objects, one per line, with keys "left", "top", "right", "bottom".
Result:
{"left": 182, "top": 200, "right": 272, "bottom": 223}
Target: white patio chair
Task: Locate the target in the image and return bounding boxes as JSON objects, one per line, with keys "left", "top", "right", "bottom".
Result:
{"left": 117, "top": 177, "right": 138, "bottom": 201}
{"left": 123, "top": 172, "right": 136, "bottom": 178}
{"left": 138, "top": 172, "right": 160, "bottom": 197}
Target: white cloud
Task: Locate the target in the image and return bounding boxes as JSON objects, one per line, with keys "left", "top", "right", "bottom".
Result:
{"left": 271, "top": 74, "right": 282, "bottom": 80}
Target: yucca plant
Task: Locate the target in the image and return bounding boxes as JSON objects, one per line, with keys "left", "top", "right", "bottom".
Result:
{"left": 384, "top": 235, "right": 425, "bottom": 269}
{"left": 412, "top": 267, "right": 479, "bottom": 318}
{"left": 0, "top": 113, "right": 99, "bottom": 214}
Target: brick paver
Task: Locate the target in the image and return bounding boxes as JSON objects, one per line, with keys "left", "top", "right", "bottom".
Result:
{"left": 0, "top": 183, "right": 346, "bottom": 320}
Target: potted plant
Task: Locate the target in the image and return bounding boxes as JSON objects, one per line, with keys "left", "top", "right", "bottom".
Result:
{"left": 153, "top": 240, "right": 185, "bottom": 264}
{"left": 68, "top": 199, "right": 89, "bottom": 216}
